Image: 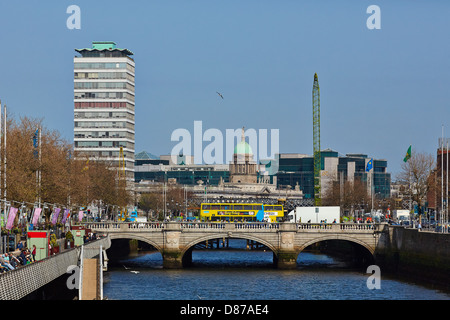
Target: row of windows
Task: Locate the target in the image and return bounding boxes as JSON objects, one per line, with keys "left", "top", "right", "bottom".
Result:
{"left": 79, "top": 51, "right": 130, "bottom": 58}
{"left": 74, "top": 62, "right": 135, "bottom": 73}
{"left": 75, "top": 72, "right": 134, "bottom": 82}
{"left": 74, "top": 102, "right": 134, "bottom": 110}
{"left": 74, "top": 92, "right": 135, "bottom": 102}
{"left": 75, "top": 141, "right": 135, "bottom": 149}
{"left": 75, "top": 121, "right": 135, "bottom": 130}
{"left": 74, "top": 82, "right": 134, "bottom": 91}
{"left": 74, "top": 111, "right": 134, "bottom": 121}
{"left": 202, "top": 204, "right": 263, "bottom": 211}
{"left": 77, "top": 150, "right": 134, "bottom": 160}
{"left": 75, "top": 131, "right": 135, "bottom": 139}
{"left": 201, "top": 204, "right": 282, "bottom": 211}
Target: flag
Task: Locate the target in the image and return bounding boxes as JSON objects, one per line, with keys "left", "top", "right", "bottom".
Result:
{"left": 32, "top": 128, "right": 39, "bottom": 159}
{"left": 403, "top": 145, "right": 412, "bottom": 162}
{"left": 6, "top": 207, "right": 18, "bottom": 230}
{"left": 62, "top": 209, "right": 70, "bottom": 224}
{"left": 32, "top": 208, "right": 42, "bottom": 225}
{"left": 51, "top": 208, "right": 61, "bottom": 225}
{"left": 366, "top": 158, "right": 373, "bottom": 172}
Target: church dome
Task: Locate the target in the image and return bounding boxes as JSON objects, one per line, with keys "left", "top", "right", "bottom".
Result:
{"left": 234, "top": 140, "right": 253, "bottom": 155}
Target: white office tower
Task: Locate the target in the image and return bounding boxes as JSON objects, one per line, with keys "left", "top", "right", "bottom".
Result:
{"left": 74, "top": 41, "right": 135, "bottom": 182}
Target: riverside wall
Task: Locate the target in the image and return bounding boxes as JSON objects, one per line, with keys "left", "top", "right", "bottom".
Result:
{"left": 375, "top": 226, "right": 450, "bottom": 288}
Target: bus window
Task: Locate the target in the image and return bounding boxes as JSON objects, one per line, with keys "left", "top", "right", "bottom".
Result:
{"left": 253, "top": 205, "right": 262, "bottom": 210}
{"left": 202, "top": 204, "right": 210, "bottom": 210}
{"left": 274, "top": 206, "right": 282, "bottom": 211}
{"left": 264, "top": 205, "right": 273, "bottom": 210}
{"left": 211, "top": 205, "right": 220, "bottom": 210}
{"left": 243, "top": 205, "right": 253, "bottom": 210}
{"left": 234, "top": 205, "right": 243, "bottom": 210}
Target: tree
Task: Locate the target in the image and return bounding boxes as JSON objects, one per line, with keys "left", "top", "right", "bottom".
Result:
{"left": 2, "top": 114, "right": 132, "bottom": 225}
{"left": 397, "top": 151, "right": 435, "bottom": 221}
{"left": 322, "top": 178, "right": 371, "bottom": 217}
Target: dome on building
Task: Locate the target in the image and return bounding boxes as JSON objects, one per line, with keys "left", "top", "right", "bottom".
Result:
{"left": 233, "top": 126, "right": 253, "bottom": 155}
{"left": 234, "top": 140, "right": 253, "bottom": 155}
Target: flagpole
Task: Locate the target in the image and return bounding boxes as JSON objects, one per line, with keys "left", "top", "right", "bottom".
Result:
{"left": 3, "top": 104, "right": 6, "bottom": 220}
{"left": 442, "top": 126, "right": 444, "bottom": 233}
{"left": 442, "top": 139, "right": 448, "bottom": 233}
{"left": 0, "top": 100, "right": 2, "bottom": 225}
{"left": 371, "top": 166, "right": 374, "bottom": 213}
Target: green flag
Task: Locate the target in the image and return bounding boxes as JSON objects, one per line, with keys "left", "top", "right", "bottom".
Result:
{"left": 403, "top": 145, "right": 411, "bottom": 162}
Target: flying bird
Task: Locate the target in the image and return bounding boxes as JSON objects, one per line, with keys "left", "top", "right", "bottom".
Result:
{"left": 216, "top": 92, "right": 224, "bottom": 99}
{"left": 130, "top": 270, "right": 140, "bottom": 274}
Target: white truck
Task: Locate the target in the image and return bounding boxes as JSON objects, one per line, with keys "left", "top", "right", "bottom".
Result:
{"left": 393, "top": 209, "right": 410, "bottom": 221}
{"left": 286, "top": 206, "right": 340, "bottom": 223}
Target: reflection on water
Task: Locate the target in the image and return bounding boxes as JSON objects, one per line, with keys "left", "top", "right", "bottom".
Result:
{"left": 103, "top": 240, "right": 450, "bottom": 300}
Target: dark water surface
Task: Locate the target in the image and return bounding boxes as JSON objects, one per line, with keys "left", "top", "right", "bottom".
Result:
{"left": 103, "top": 241, "right": 450, "bottom": 301}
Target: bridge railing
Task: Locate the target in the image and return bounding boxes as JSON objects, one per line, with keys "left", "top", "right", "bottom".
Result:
{"left": 297, "top": 223, "right": 383, "bottom": 232}
{"left": 84, "top": 222, "right": 384, "bottom": 233}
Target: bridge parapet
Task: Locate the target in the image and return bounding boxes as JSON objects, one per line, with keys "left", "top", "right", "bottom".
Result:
{"left": 85, "top": 222, "right": 384, "bottom": 234}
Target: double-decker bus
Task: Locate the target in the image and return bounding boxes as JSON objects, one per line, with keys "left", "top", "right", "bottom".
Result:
{"left": 200, "top": 203, "right": 284, "bottom": 222}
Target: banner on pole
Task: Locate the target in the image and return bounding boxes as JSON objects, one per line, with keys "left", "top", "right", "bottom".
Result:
{"left": 78, "top": 210, "right": 84, "bottom": 222}
{"left": 6, "top": 207, "right": 18, "bottom": 230}
{"left": 51, "top": 208, "right": 61, "bottom": 225}
{"left": 62, "top": 209, "right": 70, "bottom": 224}
{"left": 32, "top": 208, "right": 42, "bottom": 225}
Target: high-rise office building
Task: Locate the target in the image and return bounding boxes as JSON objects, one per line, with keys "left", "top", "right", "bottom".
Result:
{"left": 73, "top": 41, "right": 135, "bottom": 181}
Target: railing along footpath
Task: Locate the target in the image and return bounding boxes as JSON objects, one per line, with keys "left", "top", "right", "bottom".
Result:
{"left": 84, "top": 221, "right": 382, "bottom": 233}
{"left": 0, "top": 236, "right": 111, "bottom": 300}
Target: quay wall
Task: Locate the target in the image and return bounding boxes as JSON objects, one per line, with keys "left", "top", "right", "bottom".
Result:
{"left": 376, "top": 226, "right": 450, "bottom": 287}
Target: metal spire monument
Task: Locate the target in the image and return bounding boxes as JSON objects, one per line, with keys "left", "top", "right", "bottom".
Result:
{"left": 313, "top": 73, "right": 321, "bottom": 206}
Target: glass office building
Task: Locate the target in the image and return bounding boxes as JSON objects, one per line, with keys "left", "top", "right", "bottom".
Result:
{"left": 74, "top": 41, "right": 135, "bottom": 181}
{"left": 276, "top": 151, "right": 391, "bottom": 199}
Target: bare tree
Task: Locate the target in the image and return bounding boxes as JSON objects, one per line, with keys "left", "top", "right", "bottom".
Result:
{"left": 396, "top": 151, "right": 435, "bottom": 220}
{"left": 322, "top": 178, "right": 371, "bottom": 216}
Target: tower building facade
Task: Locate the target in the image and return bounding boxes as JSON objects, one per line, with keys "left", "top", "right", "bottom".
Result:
{"left": 73, "top": 41, "right": 135, "bottom": 181}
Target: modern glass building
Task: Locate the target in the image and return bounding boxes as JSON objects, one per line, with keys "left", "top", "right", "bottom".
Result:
{"left": 74, "top": 41, "right": 135, "bottom": 181}
{"left": 276, "top": 151, "right": 391, "bottom": 199}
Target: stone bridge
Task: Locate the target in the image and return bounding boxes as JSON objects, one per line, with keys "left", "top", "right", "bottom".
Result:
{"left": 85, "top": 222, "right": 389, "bottom": 269}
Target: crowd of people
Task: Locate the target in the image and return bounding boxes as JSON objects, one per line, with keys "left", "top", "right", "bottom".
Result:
{"left": 0, "top": 242, "right": 36, "bottom": 273}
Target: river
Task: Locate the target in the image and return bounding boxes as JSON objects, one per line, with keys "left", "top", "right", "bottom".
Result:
{"left": 102, "top": 240, "right": 449, "bottom": 301}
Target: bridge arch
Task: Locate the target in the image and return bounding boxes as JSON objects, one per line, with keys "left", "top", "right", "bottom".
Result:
{"left": 181, "top": 233, "right": 278, "bottom": 257}
{"left": 298, "top": 235, "right": 375, "bottom": 255}
{"left": 109, "top": 233, "right": 163, "bottom": 253}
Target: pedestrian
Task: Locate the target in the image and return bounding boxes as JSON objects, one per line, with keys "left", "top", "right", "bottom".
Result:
{"left": 0, "top": 254, "right": 14, "bottom": 271}
{"left": 19, "top": 250, "right": 27, "bottom": 266}
{"left": 32, "top": 245, "right": 36, "bottom": 262}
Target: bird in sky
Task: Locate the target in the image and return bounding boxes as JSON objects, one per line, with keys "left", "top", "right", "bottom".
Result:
{"left": 216, "top": 91, "right": 224, "bottom": 99}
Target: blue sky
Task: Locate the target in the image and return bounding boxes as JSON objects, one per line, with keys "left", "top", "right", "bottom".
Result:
{"left": 0, "top": 1, "right": 449, "bottom": 176}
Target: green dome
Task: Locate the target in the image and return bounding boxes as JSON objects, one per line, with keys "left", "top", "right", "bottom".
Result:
{"left": 234, "top": 141, "right": 253, "bottom": 155}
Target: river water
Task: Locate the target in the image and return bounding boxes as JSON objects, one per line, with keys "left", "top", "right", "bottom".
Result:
{"left": 103, "top": 240, "right": 450, "bottom": 301}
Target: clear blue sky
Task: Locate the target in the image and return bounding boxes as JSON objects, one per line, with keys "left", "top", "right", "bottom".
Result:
{"left": 0, "top": 1, "right": 449, "bottom": 177}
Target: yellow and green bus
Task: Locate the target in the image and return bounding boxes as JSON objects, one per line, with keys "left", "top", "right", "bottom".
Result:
{"left": 200, "top": 203, "right": 284, "bottom": 222}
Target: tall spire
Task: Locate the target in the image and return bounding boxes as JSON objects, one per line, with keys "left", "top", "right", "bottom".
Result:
{"left": 241, "top": 127, "right": 245, "bottom": 142}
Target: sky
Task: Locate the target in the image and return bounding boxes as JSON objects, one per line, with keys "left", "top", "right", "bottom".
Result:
{"left": 0, "top": 1, "right": 449, "bottom": 177}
